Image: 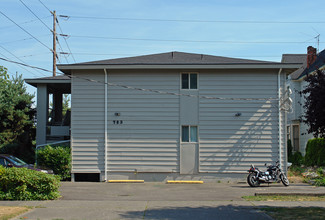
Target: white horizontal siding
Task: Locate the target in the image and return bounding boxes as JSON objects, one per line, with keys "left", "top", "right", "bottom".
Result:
{"left": 199, "top": 71, "right": 280, "bottom": 172}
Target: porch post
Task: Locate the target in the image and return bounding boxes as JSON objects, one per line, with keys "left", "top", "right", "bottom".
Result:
{"left": 36, "top": 84, "right": 48, "bottom": 146}
{"left": 53, "top": 92, "right": 63, "bottom": 124}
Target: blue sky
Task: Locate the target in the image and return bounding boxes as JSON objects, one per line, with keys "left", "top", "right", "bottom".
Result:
{"left": 1, "top": 0, "right": 324, "bottom": 95}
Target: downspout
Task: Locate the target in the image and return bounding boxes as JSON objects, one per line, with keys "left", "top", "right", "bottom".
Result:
{"left": 104, "top": 69, "right": 108, "bottom": 182}
{"left": 278, "top": 68, "right": 283, "bottom": 170}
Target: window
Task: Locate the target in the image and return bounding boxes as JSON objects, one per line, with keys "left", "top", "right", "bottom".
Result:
{"left": 287, "top": 126, "right": 291, "bottom": 142}
{"left": 292, "top": 125, "right": 300, "bottom": 152}
{"left": 182, "top": 126, "right": 198, "bottom": 142}
{"left": 181, "top": 73, "right": 197, "bottom": 89}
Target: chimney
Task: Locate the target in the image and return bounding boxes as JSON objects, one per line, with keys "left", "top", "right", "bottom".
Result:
{"left": 307, "top": 46, "right": 317, "bottom": 68}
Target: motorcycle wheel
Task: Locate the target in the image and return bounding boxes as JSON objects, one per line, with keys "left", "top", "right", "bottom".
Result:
{"left": 247, "top": 173, "right": 260, "bottom": 187}
{"left": 280, "top": 173, "right": 289, "bottom": 186}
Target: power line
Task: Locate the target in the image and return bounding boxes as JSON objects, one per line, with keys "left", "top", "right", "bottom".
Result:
{"left": 38, "top": 0, "right": 51, "bottom": 13}
{"left": 0, "top": 34, "right": 52, "bottom": 45}
{"left": 0, "top": 10, "right": 52, "bottom": 51}
{"left": 0, "top": 56, "right": 281, "bottom": 102}
{"left": 19, "top": 0, "right": 52, "bottom": 32}
{"left": 0, "top": 56, "right": 53, "bottom": 74}
{"left": 59, "top": 14, "right": 325, "bottom": 24}
{"left": 0, "top": 46, "right": 47, "bottom": 76}
{"left": 0, "top": 16, "right": 51, "bottom": 30}
{"left": 57, "top": 21, "right": 76, "bottom": 63}
{"left": 7, "top": 52, "right": 51, "bottom": 59}
{"left": 68, "top": 34, "right": 325, "bottom": 44}
{"left": 0, "top": 51, "right": 41, "bottom": 77}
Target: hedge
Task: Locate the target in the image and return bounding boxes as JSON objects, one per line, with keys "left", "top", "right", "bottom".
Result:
{"left": 37, "top": 145, "right": 71, "bottom": 180}
{"left": 305, "top": 138, "right": 325, "bottom": 166}
{"left": 0, "top": 166, "right": 60, "bottom": 200}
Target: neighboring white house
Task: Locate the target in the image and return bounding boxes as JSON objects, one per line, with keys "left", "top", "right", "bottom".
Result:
{"left": 286, "top": 47, "right": 325, "bottom": 155}
{"left": 26, "top": 51, "right": 301, "bottom": 182}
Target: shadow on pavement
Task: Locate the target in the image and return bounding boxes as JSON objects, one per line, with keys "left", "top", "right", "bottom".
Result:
{"left": 120, "top": 205, "right": 271, "bottom": 220}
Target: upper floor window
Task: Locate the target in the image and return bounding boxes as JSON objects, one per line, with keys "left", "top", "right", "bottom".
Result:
{"left": 182, "top": 125, "right": 198, "bottom": 142}
{"left": 181, "top": 73, "right": 197, "bottom": 89}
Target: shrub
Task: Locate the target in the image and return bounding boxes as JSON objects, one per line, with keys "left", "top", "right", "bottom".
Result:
{"left": 314, "top": 177, "right": 325, "bottom": 187}
{"left": 0, "top": 166, "right": 60, "bottom": 200}
{"left": 291, "top": 151, "right": 304, "bottom": 166}
{"left": 37, "top": 145, "right": 71, "bottom": 180}
{"left": 305, "top": 138, "right": 325, "bottom": 166}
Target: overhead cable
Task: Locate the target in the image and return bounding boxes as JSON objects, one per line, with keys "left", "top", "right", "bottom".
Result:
{"left": 59, "top": 15, "right": 325, "bottom": 24}
{"left": 57, "top": 21, "right": 76, "bottom": 63}
{"left": 68, "top": 34, "right": 324, "bottom": 44}
{"left": 0, "top": 56, "right": 280, "bottom": 102}
{"left": 38, "top": 0, "right": 52, "bottom": 13}
{"left": 19, "top": 0, "right": 52, "bottom": 32}
{"left": 0, "top": 10, "right": 52, "bottom": 51}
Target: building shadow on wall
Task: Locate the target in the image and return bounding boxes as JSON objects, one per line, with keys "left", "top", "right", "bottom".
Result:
{"left": 200, "top": 99, "right": 279, "bottom": 173}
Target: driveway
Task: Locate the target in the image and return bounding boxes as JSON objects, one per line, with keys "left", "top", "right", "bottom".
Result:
{"left": 0, "top": 182, "right": 324, "bottom": 220}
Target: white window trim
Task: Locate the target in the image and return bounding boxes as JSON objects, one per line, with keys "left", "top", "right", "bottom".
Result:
{"left": 180, "top": 72, "right": 199, "bottom": 90}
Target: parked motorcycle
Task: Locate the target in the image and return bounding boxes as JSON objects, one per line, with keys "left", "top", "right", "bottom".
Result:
{"left": 247, "top": 161, "right": 289, "bottom": 187}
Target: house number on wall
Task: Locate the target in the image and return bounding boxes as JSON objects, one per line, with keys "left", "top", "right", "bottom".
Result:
{"left": 113, "top": 120, "right": 123, "bottom": 125}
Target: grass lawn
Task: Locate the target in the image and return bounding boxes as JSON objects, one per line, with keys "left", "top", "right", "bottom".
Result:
{"left": 261, "top": 207, "right": 325, "bottom": 220}
{"left": 0, "top": 206, "right": 31, "bottom": 220}
{"left": 243, "top": 195, "right": 325, "bottom": 201}
{"left": 243, "top": 195, "right": 325, "bottom": 219}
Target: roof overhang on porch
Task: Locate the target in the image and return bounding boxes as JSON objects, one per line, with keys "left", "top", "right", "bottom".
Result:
{"left": 25, "top": 75, "right": 71, "bottom": 93}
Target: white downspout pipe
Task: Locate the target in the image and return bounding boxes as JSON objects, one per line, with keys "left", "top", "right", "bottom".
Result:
{"left": 104, "top": 69, "right": 108, "bottom": 182}
{"left": 278, "top": 68, "right": 283, "bottom": 170}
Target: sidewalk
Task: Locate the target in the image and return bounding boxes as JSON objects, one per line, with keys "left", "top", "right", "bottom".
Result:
{"left": 0, "top": 182, "right": 323, "bottom": 220}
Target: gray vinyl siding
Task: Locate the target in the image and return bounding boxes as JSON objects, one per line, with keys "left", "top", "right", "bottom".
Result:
{"left": 70, "top": 69, "right": 287, "bottom": 175}
{"left": 107, "top": 70, "right": 180, "bottom": 172}
{"left": 198, "top": 70, "right": 281, "bottom": 173}
{"left": 71, "top": 70, "right": 105, "bottom": 173}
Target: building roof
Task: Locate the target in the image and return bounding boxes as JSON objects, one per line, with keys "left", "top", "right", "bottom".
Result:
{"left": 290, "top": 49, "right": 325, "bottom": 80}
{"left": 76, "top": 51, "right": 278, "bottom": 65}
{"left": 57, "top": 51, "right": 302, "bottom": 74}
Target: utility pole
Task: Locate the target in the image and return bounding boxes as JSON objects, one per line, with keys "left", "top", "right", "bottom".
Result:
{"left": 52, "top": 10, "right": 57, "bottom": 76}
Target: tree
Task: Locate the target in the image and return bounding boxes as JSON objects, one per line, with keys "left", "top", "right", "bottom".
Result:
{"left": 0, "top": 66, "right": 35, "bottom": 162}
{"left": 301, "top": 69, "right": 325, "bottom": 138}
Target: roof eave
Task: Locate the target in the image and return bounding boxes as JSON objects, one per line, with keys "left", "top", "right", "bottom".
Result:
{"left": 25, "top": 78, "right": 71, "bottom": 87}
{"left": 57, "top": 63, "right": 302, "bottom": 74}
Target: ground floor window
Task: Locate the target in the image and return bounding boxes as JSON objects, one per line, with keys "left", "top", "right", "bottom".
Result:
{"left": 292, "top": 125, "right": 300, "bottom": 151}
{"left": 182, "top": 125, "right": 198, "bottom": 142}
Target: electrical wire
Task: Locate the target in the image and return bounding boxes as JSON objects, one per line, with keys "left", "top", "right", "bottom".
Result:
{"left": 59, "top": 15, "right": 325, "bottom": 24}
{"left": 0, "top": 46, "right": 47, "bottom": 76}
{"left": 0, "top": 52, "right": 41, "bottom": 77}
{"left": 19, "top": 0, "right": 52, "bottom": 32}
{"left": 57, "top": 21, "right": 76, "bottom": 63}
{"left": 0, "top": 16, "right": 51, "bottom": 30}
{"left": 68, "top": 35, "right": 325, "bottom": 44}
{"left": 0, "top": 56, "right": 281, "bottom": 102}
{"left": 0, "top": 34, "right": 52, "bottom": 45}
{"left": 0, "top": 10, "right": 52, "bottom": 52}
{"left": 0, "top": 57, "right": 53, "bottom": 74}
{"left": 56, "top": 38, "right": 69, "bottom": 63}
{"left": 38, "top": 0, "right": 52, "bottom": 13}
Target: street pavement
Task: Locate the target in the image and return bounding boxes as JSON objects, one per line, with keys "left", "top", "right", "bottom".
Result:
{"left": 0, "top": 181, "right": 324, "bottom": 220}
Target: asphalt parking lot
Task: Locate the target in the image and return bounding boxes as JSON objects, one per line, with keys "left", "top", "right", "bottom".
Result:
{"left": 1, "top": 181, "right": 324, "bottom": 220}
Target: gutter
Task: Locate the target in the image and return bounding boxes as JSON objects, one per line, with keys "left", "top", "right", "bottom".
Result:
{"left": 104, "top": 69, "right": 108, "bottom": 181}
{"left": 57, "top": 63, "right": 302, "bottom": 73}
{"left": 278, "top": 68, "right": 283, "bottom": 170}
